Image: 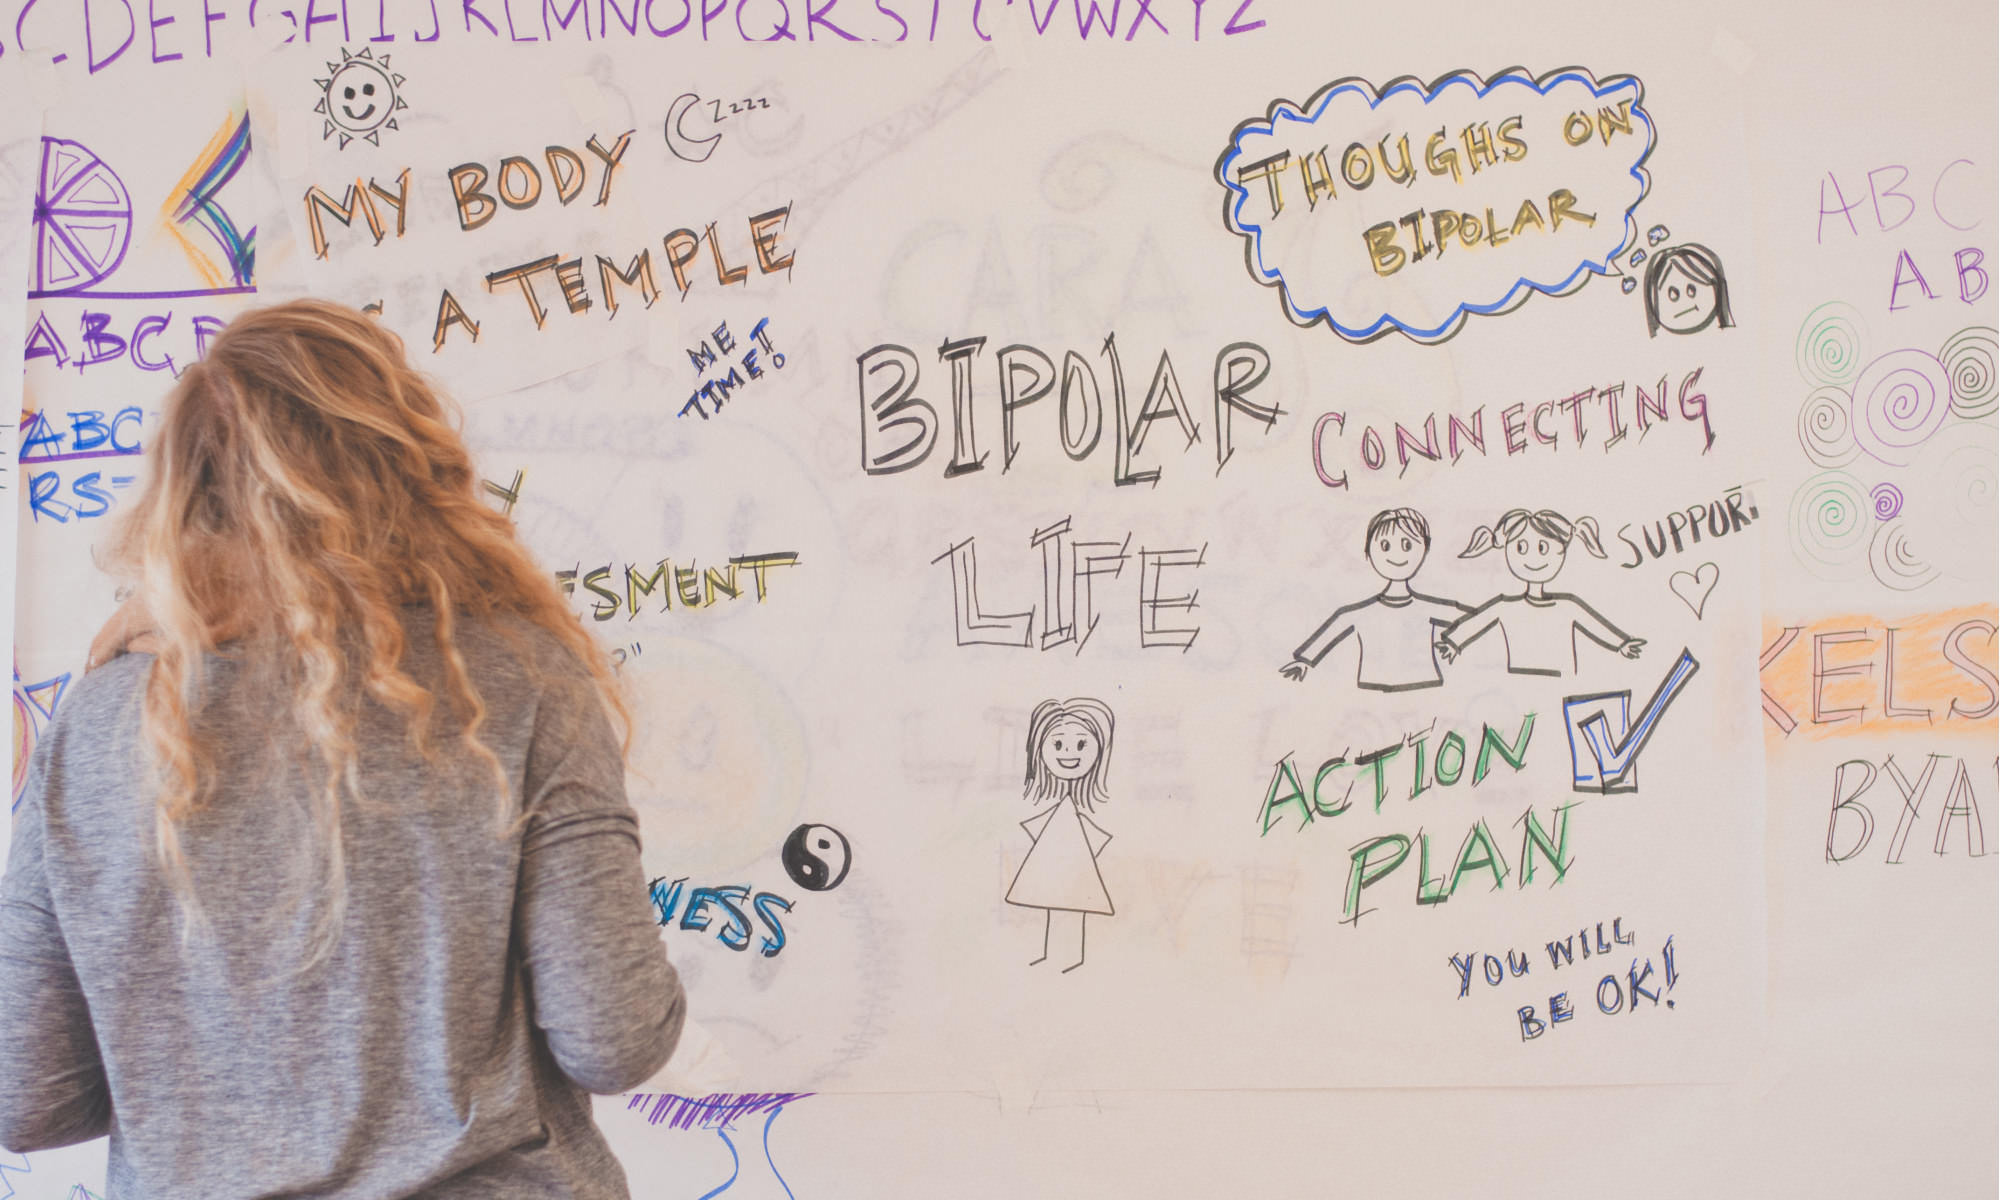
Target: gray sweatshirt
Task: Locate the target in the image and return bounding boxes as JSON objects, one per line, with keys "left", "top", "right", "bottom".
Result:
{"left": 0, "top": 610, "right": 684, "bottom": 1197}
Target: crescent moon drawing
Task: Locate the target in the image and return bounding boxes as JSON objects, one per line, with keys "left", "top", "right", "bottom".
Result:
{"left": 665, "top": 93, "right": 722, "bottom": 163}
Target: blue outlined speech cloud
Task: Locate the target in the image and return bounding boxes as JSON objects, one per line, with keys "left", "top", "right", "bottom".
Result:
{"left": 1215, "top": 68, "right": 1654, "bottom": 345}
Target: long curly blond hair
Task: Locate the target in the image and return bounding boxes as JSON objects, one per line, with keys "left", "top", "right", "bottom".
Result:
{"left": 105, "top": 299, "right": 625, "bottom": 955}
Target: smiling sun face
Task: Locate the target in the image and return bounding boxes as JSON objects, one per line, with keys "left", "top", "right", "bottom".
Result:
{"left": 329, "top": 64, "right": 387, "bottom": 127}
{"left": 314, "top": 48, "right": 408, "bottom": 149}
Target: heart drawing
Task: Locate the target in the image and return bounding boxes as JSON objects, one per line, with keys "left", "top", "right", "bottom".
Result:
{"left": 1670, "top": 562, "right": 1720, "bottom": 619}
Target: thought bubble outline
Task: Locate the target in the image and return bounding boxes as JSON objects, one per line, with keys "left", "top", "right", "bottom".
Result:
{"left": 1215, "top": 66, "right": 1655, "bottom": 345}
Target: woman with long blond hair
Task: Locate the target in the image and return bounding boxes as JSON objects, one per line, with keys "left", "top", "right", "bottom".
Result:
{"left": 0, "top": 300, "right": 684, "bottom": 1196}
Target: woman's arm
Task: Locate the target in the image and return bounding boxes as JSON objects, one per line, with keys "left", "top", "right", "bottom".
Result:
{"left": 517, "top": 676, "right": 685, "bottom": 1094}
{"left": 0, "top": 772, "right": 112, "bottom": 1151}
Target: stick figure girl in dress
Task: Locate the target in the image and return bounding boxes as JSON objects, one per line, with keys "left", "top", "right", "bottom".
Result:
{"left": 1005, "top": 698, "right": 1115, "bottom": 974}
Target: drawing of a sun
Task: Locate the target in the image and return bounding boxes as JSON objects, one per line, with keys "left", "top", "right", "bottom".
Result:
{"left": 314, "top": 47, "right": 409, "bottom": 150}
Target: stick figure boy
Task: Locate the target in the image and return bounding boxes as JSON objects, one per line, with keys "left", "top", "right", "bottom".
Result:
{"left": 1280, "top": 508, "right": 1469, "bottom": 692}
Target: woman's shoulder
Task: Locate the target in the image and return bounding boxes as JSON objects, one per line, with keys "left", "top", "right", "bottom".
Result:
{"left": 16, "top": 652, "right": 151, "bottom": 801}
{"left": 400, "top": 606, "right": 593, "bottom": 681}
{"left": 47, "top": 651, "right": 151, "bottom": 730}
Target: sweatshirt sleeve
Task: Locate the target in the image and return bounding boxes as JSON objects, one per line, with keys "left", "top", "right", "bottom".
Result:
{"left": 1293, "top": 600, "right": 1366, "bottom": 666}
{"left": 1563, "top": 595, "right": 1633, "bottom": 650}
{"left": 1441, "top": 597, "right": 1503, "bottom": 652}
{"left": 515, "top": 671, "right": 685, "bottom": 1094}
{"left": 0, "top": 757, "right": 112, "bottom": 1151}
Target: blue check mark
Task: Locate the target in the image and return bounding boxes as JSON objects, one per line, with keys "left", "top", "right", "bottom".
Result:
{"left": 1580, "top": 648, "right": 1700, "bottom": 787}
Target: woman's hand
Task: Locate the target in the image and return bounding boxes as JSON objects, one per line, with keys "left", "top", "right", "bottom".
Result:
{"left": 1279, "top": 660, "right": 1309, "bottom": 682}
{"left": 85, "top": 591, "right": 159, "bottom": 671}
{"left": 1436, "top": 638, "right": 1459, "bottom": 664}
{"left": 1619, "top": 637, "right": 1646, "bottom": 659}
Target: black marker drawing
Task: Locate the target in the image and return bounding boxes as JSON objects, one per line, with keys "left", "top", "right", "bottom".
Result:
{"left": 1280, "top": 508, "right": 1469, "bottom": 691}
{"left": 1439, "top": 509, "right": 1645, "bottom": 677}
{"left": 1643, "top": 243, "right": 1733, "bottom": 337}
{"left": 665, "top": 92, "right": 723, "bottom": 163}
{"left": 782, "top": 823, "right": 852, "bottom": 891}
{"left": 1006, "top": 698, "right": 1115, "bottom": 974}
{"left": 1669, "top": 562, "right": 1719, "bottom": 619}
{"left": 313, "top": 47, "right": 409, "bottom": 150}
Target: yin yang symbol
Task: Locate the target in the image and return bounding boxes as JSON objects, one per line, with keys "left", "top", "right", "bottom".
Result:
{"left": 782, "top": 823, "right": 852, "bottom": 891}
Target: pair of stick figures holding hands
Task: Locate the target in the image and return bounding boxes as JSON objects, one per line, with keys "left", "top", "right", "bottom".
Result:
{"left": 1281, "top": 507, "right": 1645, "bottom": 690}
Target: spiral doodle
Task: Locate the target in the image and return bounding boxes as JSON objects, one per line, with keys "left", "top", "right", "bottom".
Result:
{"left": 1931, "top": 439, "right": 1996, "bottom": 535}
{"left": 1795, "top": 301, "right": 1867, "bottom": 388}
{"left": 1797, "top": 386, "right": 1859, "bottom": 467}
{"left": 1868, "top": 481, "right": 1903, "bottom": 520}
{"left": 1868, "top": 520, "right": 1939, "bottom": 592}
{"left": 1905, "top": 425, "right": 1997, "bottom": 582}
{"left": 1940, "top": 325, "right": 1997, "bottom": 420}
{"left": 1851, "top": 349, "right": 1949, "bottom": 467}
{"left": 1787, "top": 470, "right": 1870, "bottom": 580}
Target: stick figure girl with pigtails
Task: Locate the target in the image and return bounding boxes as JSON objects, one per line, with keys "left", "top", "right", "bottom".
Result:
{"left": 1005, "top": 698, "right": 1115, "bottom": 974}
{"left": 1438, "top": 509, "right": 1644, "bottom": 678}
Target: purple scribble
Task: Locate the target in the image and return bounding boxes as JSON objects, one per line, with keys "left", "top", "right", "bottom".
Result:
{"left": 28, "top": 285, "right": 258, "bottom": 301}
{"left": 1868, "top": 481, "right": 1904, "bottom": 520}
{"left": 625, "top": 1091, "right": 813, "bottom": 1131}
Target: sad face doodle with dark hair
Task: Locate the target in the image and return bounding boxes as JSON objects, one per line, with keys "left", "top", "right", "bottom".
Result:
{"left": 1644, "top": 243, "right": 1733, "bottom": 337}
